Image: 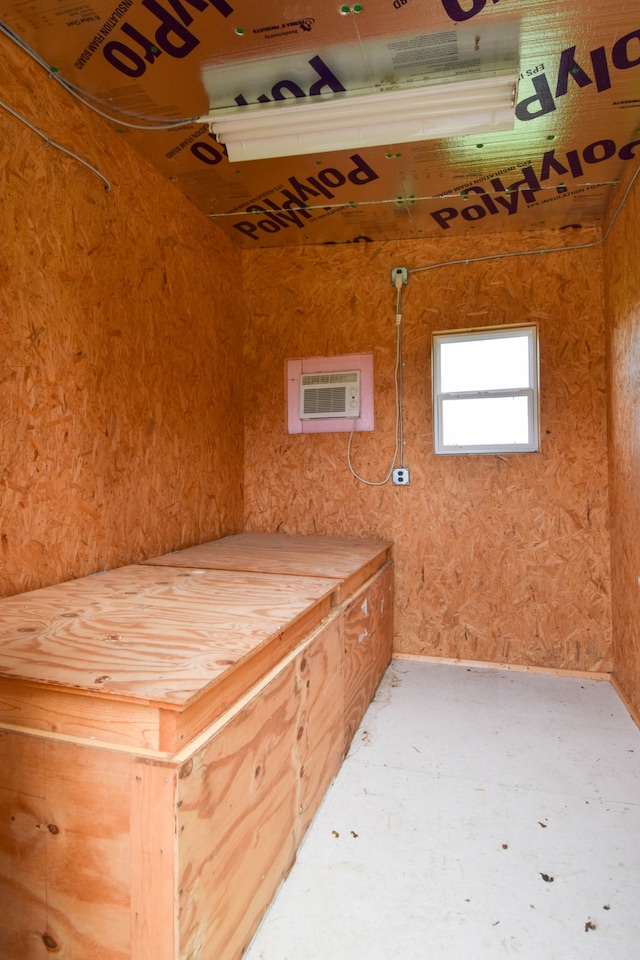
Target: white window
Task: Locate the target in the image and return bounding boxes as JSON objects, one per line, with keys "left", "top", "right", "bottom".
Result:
{"left": 432, "top": 325, "right": 539, "bottom": 455}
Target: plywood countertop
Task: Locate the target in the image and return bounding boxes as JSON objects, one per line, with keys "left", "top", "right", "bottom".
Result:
{"left": 144, "top": 533, "right": 392, "bottom": 601}
{"left": 0, "top": 534, "right": 391, "bottom": 753}
{"left": 0, "top": 566, "right": 338, "bottom": 752}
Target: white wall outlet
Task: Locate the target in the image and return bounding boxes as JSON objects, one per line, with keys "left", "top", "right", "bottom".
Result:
{"left": 390, "top": 266, "right": 408, "bottom": 286}
{"left": 392, "top": 468, "right": 410, "bottom": 485}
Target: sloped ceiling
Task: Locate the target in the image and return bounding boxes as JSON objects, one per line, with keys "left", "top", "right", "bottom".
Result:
{"left": 2, "top": 0, "right": 639, "bottom": 248}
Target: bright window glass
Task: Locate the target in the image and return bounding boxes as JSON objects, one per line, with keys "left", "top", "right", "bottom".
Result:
{"left": 433, "top": 326, "right": 539, "bottom": 455}
{"left": 440, "top": 335, "right": 531, "bottom": 392}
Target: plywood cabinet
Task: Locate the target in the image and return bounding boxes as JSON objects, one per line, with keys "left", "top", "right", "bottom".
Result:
{"left": 0, "top": 534, "right": 392, "bottom": 960}
{"left": 344, "top": 563, "right": 394, "bottom": 750}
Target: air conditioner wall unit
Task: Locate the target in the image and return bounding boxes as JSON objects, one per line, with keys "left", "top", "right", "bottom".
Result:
{"left": 299, "top": 370, "right": 361, "bottom": 420}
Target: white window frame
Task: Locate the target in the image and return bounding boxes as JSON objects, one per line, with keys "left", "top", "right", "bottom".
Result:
{"left": 432, "top": 324, "right": 539, "bottom": 455}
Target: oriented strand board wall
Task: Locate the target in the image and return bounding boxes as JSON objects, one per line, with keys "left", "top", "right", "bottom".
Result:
{"left": 604, "top": 171, "right": 640, "bottom": 719}
{"left": 243, "top": 232, "right": 611, "bottom": 672}
{"left": 0, "top": 35, "right": 243, "bottom": 596}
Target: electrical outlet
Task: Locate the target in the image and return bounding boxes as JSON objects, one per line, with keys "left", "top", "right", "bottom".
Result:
{"left": 392, "top": 467, "right": 410, "bottom": 485}
{"left": 390, "top": 266, "right": 408, "bottom": 286}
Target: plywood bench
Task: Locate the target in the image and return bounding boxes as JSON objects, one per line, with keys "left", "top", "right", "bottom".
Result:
{"left": 0, "top": 533, "right": 392, "bottom": 960}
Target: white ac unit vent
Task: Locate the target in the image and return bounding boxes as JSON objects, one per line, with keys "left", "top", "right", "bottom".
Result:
{"left": 300, "top": 370, "right": 361, "bottom": 420}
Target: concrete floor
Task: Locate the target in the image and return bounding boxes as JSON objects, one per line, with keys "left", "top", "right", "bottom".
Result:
{"left": 244, "top": 659, "right": 640, "bottom": 960}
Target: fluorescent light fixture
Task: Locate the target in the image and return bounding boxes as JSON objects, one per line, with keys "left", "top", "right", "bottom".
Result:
{"left": 200, "top": 74, "right": 518, "bottom": 162}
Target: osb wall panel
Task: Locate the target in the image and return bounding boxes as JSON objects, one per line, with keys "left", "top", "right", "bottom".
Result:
{"left": 604, "top": 171, "right": 640, "bottom": 719}
{"left": 0, "top": 34, "right": 243, "bottom": 596}
{"left": 243, "top": 231, "right": 611, "bottom": 672}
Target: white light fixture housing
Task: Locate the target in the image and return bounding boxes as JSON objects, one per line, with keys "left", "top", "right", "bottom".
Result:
{"left": 199, "top": 74, "right": 518, "bottom": 162}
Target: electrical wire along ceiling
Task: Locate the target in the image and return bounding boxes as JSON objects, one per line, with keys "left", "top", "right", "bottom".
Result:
{"left": 2, "top": 0, "right": 639, "bottom": 248}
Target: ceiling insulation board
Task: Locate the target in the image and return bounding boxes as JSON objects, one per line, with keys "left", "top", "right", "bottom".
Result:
{"left": 1, "top": 0, "right": 639, "bottom": 247}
